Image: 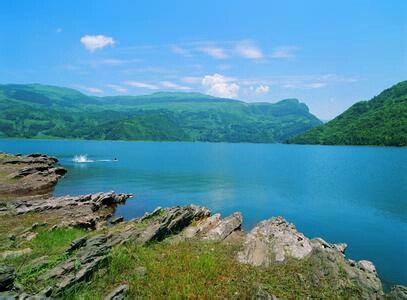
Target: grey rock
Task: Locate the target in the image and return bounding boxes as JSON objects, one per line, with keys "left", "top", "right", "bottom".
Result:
{"left": 65, "top": 236, "right": 87, "bottom": 254}
{"left": 5, "top": 192, "right": 132, "bottom": 229}
{"left": 203, "top": 212, "right": 242, "bottom": 241}
{"left": 139, "top": 205, "right": 210, "bottom": 243}
{"left": 110, "top": 216, "right": 124, "bottom": 225}
{"left": 0, "top": 265, "right": 15, "bottom": 292}
{"left": 184, "top": 213, "right": 221, "bottom": 238}
{"left": 357, "top": 260, "right": 377, "bottom": 274}
{"left": 237, "top": 217, "right": 312, "bottom": 266}
{"left": 387, "top": 285, "right": 407, "bottom": 300}
{"left": 104, "top": 284, "right": 129, "bottom": 300}
{"left": 140, "top": 206, "right": 162, "bottom": 221}
{"left": 0, "top": 248, "right": 32, "bottom": 259}
{"left": 46, "top": 234, "right": 111, "bottom": 295}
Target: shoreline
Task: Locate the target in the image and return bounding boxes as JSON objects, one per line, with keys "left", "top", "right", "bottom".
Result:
{"left": 0, "top": 152, "right": 405, "bottom": 298}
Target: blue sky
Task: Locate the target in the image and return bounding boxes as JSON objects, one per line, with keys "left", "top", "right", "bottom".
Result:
{"left": 1, "top": 0, "right": 406, "bottom": 119}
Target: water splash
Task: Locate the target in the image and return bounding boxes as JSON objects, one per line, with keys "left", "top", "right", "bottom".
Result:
{"left": 72, "top": 154, "right": 94, "bottom": 163}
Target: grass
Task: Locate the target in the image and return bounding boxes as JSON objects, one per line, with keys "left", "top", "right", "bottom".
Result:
{"left": 62, "top": 240, "right": 363, "bottom": 299}
{"left": 0, "top": 212, "right": 61, "bottom": 251}
{"left": 1, "top": 227, "right": 86, "bottom": 293}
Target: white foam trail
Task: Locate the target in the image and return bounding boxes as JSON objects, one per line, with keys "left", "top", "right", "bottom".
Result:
{"left": 72, "top": 154, "right": 94, "bottom": 163}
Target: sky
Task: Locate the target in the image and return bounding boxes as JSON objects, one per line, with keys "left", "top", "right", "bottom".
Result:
{"left": 1, "top": 0, "right": 406, "bottom": 119}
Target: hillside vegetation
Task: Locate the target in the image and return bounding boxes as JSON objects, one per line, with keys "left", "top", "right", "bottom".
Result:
{"left": 287, "top": 81, "right": 407, "bottom": 146}
{"left": 0, "top": 84, "right": 322, "bottom": 143}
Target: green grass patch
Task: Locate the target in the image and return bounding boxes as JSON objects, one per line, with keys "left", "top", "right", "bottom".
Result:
{"left": 62, "top": 240, "right": 362, "bottom": 299}
{"left": 1, "top": 227, "right": 86, "bottom": 293}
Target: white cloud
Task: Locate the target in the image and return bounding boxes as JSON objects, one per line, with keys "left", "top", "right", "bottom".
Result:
{"left": 124, "top": 81, "right": 159, "bottom": 90}
{"left": 170, "top": 45, "right": 192, "bottom": 57}
{"left": 202, "top": 73, "right": 239, "bottom": 98}
{"left": 198, "top": 47, "right": 228, "bottom": 59}
{"left": 304, "top": 82, "right": 326, "bottom": 89}
{"left": 255, "top": 84, "right": 269, "bottom": 94}
{"left": 107, "top": 84, "right": 128, "bottom": 93}
{"left": 181, "top": 76, "right": 202, "bottom": 84}
{"left": 99, "top": 58, "right": 126, "bottom": 65}
{"left": 271, "top": 46, "right": 299, "bottom": 58}
{"left": 80, "top": 35, "right": 115, "bottom": 52}
{"left": 74, "top": 85, "right": 103, "bottom": 94}
{"left": 160, "top": 81, "right": 191, "bottom": 91}
{"left": 235, "top": 41, "right": 263, "bottom": 59}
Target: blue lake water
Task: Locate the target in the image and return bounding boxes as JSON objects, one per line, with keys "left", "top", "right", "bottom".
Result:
{"left": 0, "top": 139, "right": 406, "bottom": 286}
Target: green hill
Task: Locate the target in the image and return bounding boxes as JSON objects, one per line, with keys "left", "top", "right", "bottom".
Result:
{"left": 287, "top": 81, "right": 407, "bottom": 146}
{"left": 0, "top": 84, "right": 322, "bottom": 143}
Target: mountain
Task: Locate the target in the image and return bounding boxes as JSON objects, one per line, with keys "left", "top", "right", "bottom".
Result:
{"left": 0, "top": 84, "right": 322, "bottom": 143}
{"left": 287, "top": 81, "right": 407, "bottom": 146}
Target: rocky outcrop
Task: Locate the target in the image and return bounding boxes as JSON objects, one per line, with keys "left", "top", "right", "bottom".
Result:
{"left": 387, "top": 285, "right": 407, "bottom": 299}
{"left": 237, "top": 216, "right": 383, "bottom": 298}
{"left": 138, "top": 205, "right": 210, "bottom": 243}
{"left": 2, "top": 192, "right": 132, "bottom": 229}
{"left": 45, "top": 234, "right": 111, "bottom": 294}
{"left": 0, "top": 153, "right": 67, "bottom": 197}
{"left": 237, "top": 216, "right": 312, "bottom": 266}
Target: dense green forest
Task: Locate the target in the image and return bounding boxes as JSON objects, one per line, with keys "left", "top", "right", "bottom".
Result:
{"left": 0, "top": 84, "right": 322, "bottom": 143}
{"left": 287, "top": 81, "right": 407, "bottom": 146}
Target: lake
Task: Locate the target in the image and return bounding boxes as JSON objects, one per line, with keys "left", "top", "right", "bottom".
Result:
{"left": 0, "top": 139, "right": 406, "bottom": 286}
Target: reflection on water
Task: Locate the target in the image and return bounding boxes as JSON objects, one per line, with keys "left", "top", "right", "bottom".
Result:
{"left": 0, "top": 139, "right": 406, "bottom": 285}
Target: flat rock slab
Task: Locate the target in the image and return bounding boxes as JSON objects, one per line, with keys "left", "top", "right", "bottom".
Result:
{"left": 0, "top": 153, "right": 67, "bottom": 198}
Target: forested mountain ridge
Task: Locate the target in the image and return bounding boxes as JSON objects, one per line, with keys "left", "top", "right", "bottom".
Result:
{"left": 0, "top": 84, "right": 322, "bottom": 143}
{"left": 286, "top": 81, "right": 407, "bottom": 146}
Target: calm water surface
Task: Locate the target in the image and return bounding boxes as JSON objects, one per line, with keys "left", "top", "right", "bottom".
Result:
{"left": 0, "top": 139, "right": 406, "bottom": 285}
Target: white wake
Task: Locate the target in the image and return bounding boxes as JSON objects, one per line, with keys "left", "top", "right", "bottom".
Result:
{"left": 72, "top": 154, "right": 94, "bottom": 163}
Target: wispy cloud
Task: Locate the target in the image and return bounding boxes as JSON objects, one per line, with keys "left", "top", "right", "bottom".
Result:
{"left": 235, "top": 41, "right": 263, "bottom": 59}
{"left": 107, "top": 84, "right": 128, "bottom": 93}
{"left": 170, "top": 45, "right": 192, "bottom": 57}
{"left": 160, "top": 81, "right": 191, "bottom": 90}
{"left": 198, "top": 46, "right": 229, "bottom": 59}
{"left": 124, "top": 81, "right": 159, "bottom": 90}
{"left": 73, "top": 84, "right": 104, "bottom": 94}
{"left": 56, "top": 28, "right": 63, "bottom": 33}
{"left": 80, "top": 35, "right": 115, "bottom": 52}
{"left": 181, "top": 76, "right": 202, "bottom": 84}
{"left": 271, "top": 46, "right": 299, "bottom": 59}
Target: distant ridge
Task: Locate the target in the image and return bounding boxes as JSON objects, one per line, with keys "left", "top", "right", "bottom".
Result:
{"left": 0, "top": 84, "right": 322, "bottom": 143}
{"left": 287, "top": 81, "right": 407, "bottom": 146}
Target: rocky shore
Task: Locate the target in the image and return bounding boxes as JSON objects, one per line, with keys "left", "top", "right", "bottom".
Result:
{"left": 0, "top": 153, "right": 66, "bottom": 199}
{"left": 0, "top": 153, "right": 405, "bottom": 299}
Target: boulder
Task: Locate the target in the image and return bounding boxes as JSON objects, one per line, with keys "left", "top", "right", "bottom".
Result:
{"left": 237, "top": 217, "right": 312, "bottom": 266}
